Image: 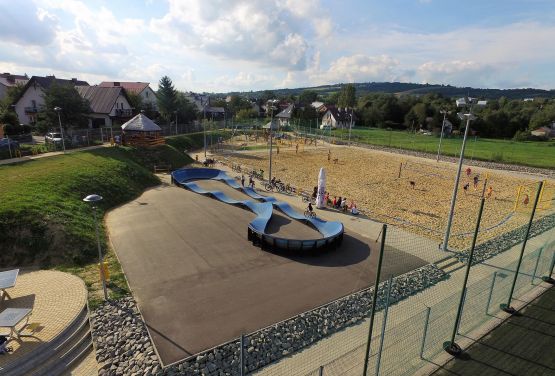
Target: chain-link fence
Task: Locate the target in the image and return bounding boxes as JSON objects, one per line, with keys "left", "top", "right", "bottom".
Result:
{"left": 295, "top": 229, "right": 554, "bottom": 376}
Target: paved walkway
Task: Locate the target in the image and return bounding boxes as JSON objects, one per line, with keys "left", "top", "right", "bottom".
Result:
{"left": 431, "top": 286, "right": 554, "bottom": 376}
{"left": 0, "top": 270, "right": 88, "bottom": 372}
{"left": 0, "top": 144, "right": 108, "bottom": 166}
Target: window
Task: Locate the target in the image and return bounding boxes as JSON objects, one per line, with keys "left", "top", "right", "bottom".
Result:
{"left": 31, "top": 100, "right": 36, "bottom": 108}
{"left": 146, "top": 91, "right": 149, "bottom": 97}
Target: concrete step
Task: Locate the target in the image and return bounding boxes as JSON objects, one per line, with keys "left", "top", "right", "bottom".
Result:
{"left": 2, "top": 306, "right": 91, "bottom": 376}
{"left": 28, "top": 318, "right": 92, "bottom": 376}
{"left": 435, "top": 257, "right": 465, "bottom": 274}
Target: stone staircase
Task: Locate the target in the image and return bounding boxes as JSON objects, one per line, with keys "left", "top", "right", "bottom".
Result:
{"left": 1, "top": 306, "right": 94, "bottom": 376}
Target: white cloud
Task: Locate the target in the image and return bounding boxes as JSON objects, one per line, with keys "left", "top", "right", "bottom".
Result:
{"left": 315, "top": 54, "right": 401, "bottom": 84}
{"left": 150, "top": 0, "right": 332, "bottom": 70}
{"left": 0, "top": 0, "right": 58, "bottom": 45}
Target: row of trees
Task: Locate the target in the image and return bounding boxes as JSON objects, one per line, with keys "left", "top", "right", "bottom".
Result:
{"left": 249, "top": 84, "right": 555, "bottom": 140}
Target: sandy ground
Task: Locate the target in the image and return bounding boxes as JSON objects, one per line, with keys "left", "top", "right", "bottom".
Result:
{"left": 217, "top": 138, "right": 555, "bottom": 250}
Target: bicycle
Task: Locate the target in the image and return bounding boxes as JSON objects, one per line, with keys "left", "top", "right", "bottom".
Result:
{"left": 304, "top": 210, "right": 316, "bottom": 218}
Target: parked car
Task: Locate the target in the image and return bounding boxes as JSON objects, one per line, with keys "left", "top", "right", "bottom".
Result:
{"left": 45, "top": 132, "right": 63, "bottom": 144}
{"left": 0, "top": 138, "right": 20, "bottom": 150}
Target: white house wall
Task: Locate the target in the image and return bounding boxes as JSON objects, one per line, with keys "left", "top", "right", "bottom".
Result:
{"left": 140, "top": 87, "right": 157, "bottom": 109}
{"left": 109, "top": 94, "right": 132, "bottom": 116}
{"left": 15, "top": 84, "right": 45, "bottom": 125}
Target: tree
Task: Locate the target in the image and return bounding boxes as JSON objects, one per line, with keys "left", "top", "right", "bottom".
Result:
{"left": 236, "top": 108, "right": 257, "bottom": 121}
{"left": 298, "top": 90, "right": 319, "bottom": 105}
{"left": 35, "top": 83, "right": 91, "bottom": 133}
{"left": 338, "top": 84, "right": 356, "bottom": 109}
{"left": 157, "top": 76, "right": 177, "bottom": 123}
{"left": 175, "top": 92, "right": 198, "bottom": 124}
{"left": 260, "top": 90, "right": 276, "bottom": 102}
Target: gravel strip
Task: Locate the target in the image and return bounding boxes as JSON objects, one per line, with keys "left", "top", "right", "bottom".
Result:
{"left": 456, "top": 211, "right": 555, "bottom": 264}
{"left": 91, "top": 264, "right": 446, "bottom": 376}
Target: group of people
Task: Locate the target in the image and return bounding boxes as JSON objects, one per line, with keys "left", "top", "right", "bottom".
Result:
{"left": 463, "top": 167, "right": 494, "bottom": 198}
{"left": 240, "top": 174, "right": 256, "bottom": 189}
{"left": 324, "top": 192, "right": 359, "bottom": 215}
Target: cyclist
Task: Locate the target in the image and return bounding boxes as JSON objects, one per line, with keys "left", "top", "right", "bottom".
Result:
{"left": 271, "top": 176, "right": 276, "bottom": 187}
{"left": 307, "top": 202, "right": 314, "bottom": 215}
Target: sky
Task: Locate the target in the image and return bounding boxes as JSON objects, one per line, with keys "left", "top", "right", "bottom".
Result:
{"left": 1, "top": 0, "right": 554, "bottom": 93}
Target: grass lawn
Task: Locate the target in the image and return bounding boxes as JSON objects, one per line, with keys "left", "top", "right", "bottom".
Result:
{"left": 0, "top": 137, "right": 205, "bottom": 307}
{"left": 321, "top": 128, "right": 555, "bottom": 169}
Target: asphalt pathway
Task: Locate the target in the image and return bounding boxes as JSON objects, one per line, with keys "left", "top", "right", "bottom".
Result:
{"left": 107, "top": 181, "right": 427, "bottom": 365}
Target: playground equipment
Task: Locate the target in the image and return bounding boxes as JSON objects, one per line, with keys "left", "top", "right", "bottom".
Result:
{"left": 171, "top": 168, "right": 344, "bottom": 252}
{"left": 514, "top": 181, "right": 554, "bottom": 212}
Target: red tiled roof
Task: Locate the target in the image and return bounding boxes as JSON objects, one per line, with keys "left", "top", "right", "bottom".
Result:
{"left": 99, "top": 81, "right": 150, "bottom": 94}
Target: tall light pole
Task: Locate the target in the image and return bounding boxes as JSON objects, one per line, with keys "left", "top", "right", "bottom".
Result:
{"left": 53, "top": 106, "right": 66, "bottom": 153}
{"left": 83, "top": 194, "right": 108, "bottom": 301}
{"left": 268, "top": 104, "right": 275, "bottom": 182}
{"left": 442, "top": 98, "right": 486, "bottom": 252}
{"left": 203, "top": 108, "right": 207, "bottom": 159}
{"left": 348, "top": 109, "right": 353, "bottom": 146}
{"left": 437, "top": 110, "right": 451, "bottom": 162}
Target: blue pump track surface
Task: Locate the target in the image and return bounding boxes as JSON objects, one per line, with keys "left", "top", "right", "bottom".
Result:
{"left": 171, "top": 168, "right": 344, "bottom": 251}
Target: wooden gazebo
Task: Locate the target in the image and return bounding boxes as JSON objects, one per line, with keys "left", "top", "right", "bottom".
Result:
{"left": 121, "top": 113, "right": 165, "bottom": 147}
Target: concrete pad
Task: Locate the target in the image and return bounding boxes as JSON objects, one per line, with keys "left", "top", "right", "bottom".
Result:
{"left": 107, "top": 183, "right": 427, "bottom": 365}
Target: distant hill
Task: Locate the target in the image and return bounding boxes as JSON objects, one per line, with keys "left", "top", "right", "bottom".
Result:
{"left": 220, "top": 82, "right": 555, "bottom": 100}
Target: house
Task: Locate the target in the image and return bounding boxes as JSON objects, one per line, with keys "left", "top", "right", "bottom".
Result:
{"left": 531, "top": 123, "right": 555, "bottom": 138}
{"left": 310, "top": 101, "right": 326, "bottom": 112}
{"left": 320, "top": 106, "right": 355, "bottom": 129}
{"left": 0, "top": 73, "right": 29, "bottom": 100}
{"left": 274, "top": 104, "right": 294, "bottom": 128}
{"left": 75, "top": 86, "right": 134, "bottom": 128}
{"left": 13, "top": 75, "right": 89, "bottom": 125}
{"left": 204, "top": 106, "right": 226, "bottom": 120}
{"left": 183, "top": 92, "right": 210, "bottom": 113}
{"left": 99, "top": 81, "right": 157, "bottom": 109}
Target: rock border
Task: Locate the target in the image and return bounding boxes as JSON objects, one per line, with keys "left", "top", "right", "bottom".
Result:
{"left": 456, "top": 211, "right": 555, "bottom": 264}
{"left": 91, "top": 264, "right": 446, "bottom": 376}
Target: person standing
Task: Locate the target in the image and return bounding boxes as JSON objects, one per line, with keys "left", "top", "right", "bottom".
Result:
{"left": 241, "top": 174, "right": 245, "bottom": 187}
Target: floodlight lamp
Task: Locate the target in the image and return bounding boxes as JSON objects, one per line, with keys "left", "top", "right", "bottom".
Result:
{"left": 83, "top": 194, "right": 103, "bottom": 203}
{"left": 54, "top": 106, "right": 61, "bottom": 111}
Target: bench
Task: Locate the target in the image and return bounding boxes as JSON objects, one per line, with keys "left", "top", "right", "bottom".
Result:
{"left": 0, "top": 308, "right": 33, "bottom": 339}
{"left": 0, "top": 269, "right": 18, "bottom": 304}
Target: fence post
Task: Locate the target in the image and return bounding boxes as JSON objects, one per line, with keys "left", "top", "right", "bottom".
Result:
{"left": 375, "top": 275, "right": 393, "bottom": 376}
{"left": 502, "top": 181, "right": 544, "bottom": 314}
{"left": 531, "top": 247, "right": 544, "bottom": 284}
{"left": 419, "top": 307, "right": 431, "bottom": 359}
{"left": 240, "top": 334, "right": 245, "bottom": 376}
{"left": 318, "top": 365, "right": 324, "bottom": 376}
{"left": 362, "top": 224, "right": 387, "bottom": 376}
{"left": 444, "top": 197, "right": 486, "bottom": 356}
{"left": 542, "top": 251, "right": 555, "bottom": 284}
{"left": 456, "top": 288, "right": 467, "bottom": 335}
{"left": 485, "top": 271, "right": 497, "bottom": 315}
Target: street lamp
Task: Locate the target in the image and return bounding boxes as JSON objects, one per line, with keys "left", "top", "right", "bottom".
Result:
{"left": 441, "top": 98, "right": 486, "bottom": 252}
{"left": 53, "top": 106, "right": 66, "bottom": 153}
{"left": 268, "top": 103, "right": 276, "bottom": 182}
{"left": 437, "top": 110, "right": 451, "bottom": 162}
{"left": 83, "top": 194, "right": 108, "bottom": 301}
{"left": 348, "top": 109, "right": 353, "bottom": 146}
